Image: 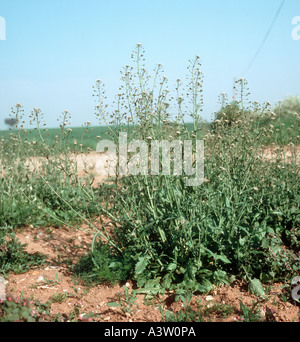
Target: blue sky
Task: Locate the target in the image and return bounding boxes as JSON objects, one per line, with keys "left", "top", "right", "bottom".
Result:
{"left": 0, "top": 0, "right": 299, "bottom": 129}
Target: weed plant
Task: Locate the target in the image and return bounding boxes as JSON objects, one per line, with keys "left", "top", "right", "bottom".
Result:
{"left": 0, "top": 106, "right": 101, "bottom": 229}
{"left": 0, "top": 45, "right": 299, "bottom": 298}
{"left": 87, "top": 45, "right": 299, "bottom": 296}
{"left": 0, "top": 294, "right": 96, "bottom": 322}
{"left": 0, "top": 226, "right": 46, "bottom": 275}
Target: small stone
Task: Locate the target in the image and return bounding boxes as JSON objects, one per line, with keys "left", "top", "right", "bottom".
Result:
{"left": 205, "top": 295, "right": 214, "bottom": 301}
{"left": 206, "top": 302, "right": 214, "bottom": 309}
{"left": 37, "top": 276, "right": 44, "bottom": 282}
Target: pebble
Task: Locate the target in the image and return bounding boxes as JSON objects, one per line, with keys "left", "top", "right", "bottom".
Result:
{"left": 206, "top": 302, "right": 214, "bottom": 309}
{"left": 205, "top": 295, "right": 214, "bottom": 301}
{"left": 18, "top": 278, "right": 27, "bottom": 283}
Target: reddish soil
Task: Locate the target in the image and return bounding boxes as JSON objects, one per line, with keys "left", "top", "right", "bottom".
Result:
{"left": 2, "top": 146, "right": 300, "bottom": 322}
{"left": 3, "top": 224, "right": 299, "bottom": 323}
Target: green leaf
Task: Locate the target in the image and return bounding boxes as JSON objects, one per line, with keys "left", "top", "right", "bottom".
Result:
{"left": 135, "top": 278, "right": 163, "bottom": 298}
{"left": 239, "top": 237, "right": 246, "bottom": 246}
{"left": 248, "top": 278, "right": 265, "bottom": 297}
{"left": 201, "top": 247, "right": 230, "bottom": 264}
{"left": 225, "top": 197, "right": 231, "bottom": 208}
{"left": 215, "top": 255, "right": 231, "bottom": 264}
{"left": 271, "top": 211, "right": 283, "bottom": 216}
{"left": 196, "top": 280, "right": 214, "bottom": 293}
{"left": 290, "top": 206, "right": 297, "bottom": 214}
{"left": 213, "top": 270, "right": 229, "bottom": 284}
{"left": 269, "top": 245, "right": 282, "bottom": 254}
{"left": 135, "top": 255, "right": 150, "bottom": 276}
{"left": 162, "top": 273, "right": 173, "bottom": 289}
{"left": 266, "top": 227, "right": 275, "bottom": 235}
{"left": 166, "top": 263, "right": 177, "bottom": 272}
{"left": 107, "top": 302, "right": 120, "bottom": 307}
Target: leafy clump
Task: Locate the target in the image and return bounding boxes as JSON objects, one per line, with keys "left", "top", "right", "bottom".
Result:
{"left": 87, "top": 45, "right": 299, "bottom": 295}
{"left": 73, "top": 242, "right": 133, "bottom": 285}
{"left": 238, "top": 301, "right": 264, "bottom": 322}
{"left": 0, "top": 295, "right": 96, "bottom": 322}
{"left": 0, "top": 296, "right": 38, "bottom": 322}
{"left": 0, "top": 295, "right": 56, "bottom": 322}
{"left": 0, "top": 226, "right": 46, "bottom": 275}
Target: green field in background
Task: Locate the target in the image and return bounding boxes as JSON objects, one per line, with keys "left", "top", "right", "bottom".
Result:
{"left": 0, "top": 122, "right": 204, "bottom": 152}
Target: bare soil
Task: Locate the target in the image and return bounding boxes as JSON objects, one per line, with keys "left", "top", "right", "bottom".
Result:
{"left": 4, "top": 224, "right": 299, "bottom": 322}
